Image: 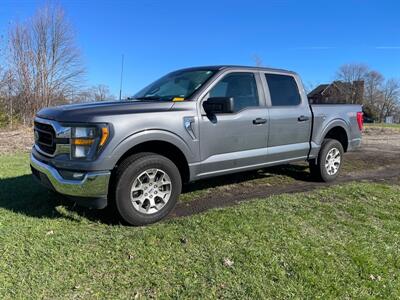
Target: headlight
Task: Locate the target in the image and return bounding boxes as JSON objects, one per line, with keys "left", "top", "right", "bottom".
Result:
{"left": 71, "top": 125, "right": 109, "bottom": 159}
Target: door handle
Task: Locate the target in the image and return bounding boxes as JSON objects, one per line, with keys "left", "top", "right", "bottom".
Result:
{"left": 298, "top": 115, "right": 310, "bottom": 122}
{"left": 253, "top": 118, "right": 267, "bottom": 125}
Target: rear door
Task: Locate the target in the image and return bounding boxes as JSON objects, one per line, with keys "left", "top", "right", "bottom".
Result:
{"left": 261, "top": 73, "right": 312, "bottom": 162}
{"left": 197, "top": 71, "right": 268, "bottom": 176}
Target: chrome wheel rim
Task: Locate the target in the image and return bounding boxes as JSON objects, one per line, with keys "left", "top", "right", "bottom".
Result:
{"left": 130, "top": 168, "right": 172, "bottom": 214}
{"left": 325, "top": 148, "right": 341, "bottom": 176}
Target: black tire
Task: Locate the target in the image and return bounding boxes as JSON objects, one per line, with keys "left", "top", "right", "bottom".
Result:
{"left": 309, "top": 139, "right": 344, "bottom": 182}
{"left": 114, "top": 152, "right": 182, "bottom": 226}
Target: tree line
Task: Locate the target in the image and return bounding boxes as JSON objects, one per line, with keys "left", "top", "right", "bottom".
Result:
{"left": 0, "top": 4, "right": 115, "bottom": 127}
{"left": 335, "top": 64, "right": 400, "bottom": 122}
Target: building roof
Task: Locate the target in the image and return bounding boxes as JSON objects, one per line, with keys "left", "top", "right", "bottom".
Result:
{"left": 307, "top": 84, "right": 329, "bottom": 98}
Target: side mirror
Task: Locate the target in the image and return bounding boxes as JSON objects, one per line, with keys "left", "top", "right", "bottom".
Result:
{"left": 203, "top": 97, "right": 234, "bottom": 114}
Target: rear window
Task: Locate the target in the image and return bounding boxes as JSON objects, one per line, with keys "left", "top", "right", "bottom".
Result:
{"left": 265, "top": 74, "right": 301, "bottom": 106}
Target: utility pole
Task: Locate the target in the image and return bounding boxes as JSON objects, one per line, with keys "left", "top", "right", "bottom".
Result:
{"left": 119, "top": 54, "right": 124, "bottom": 101}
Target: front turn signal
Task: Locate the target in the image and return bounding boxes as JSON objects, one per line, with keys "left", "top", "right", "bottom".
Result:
{"left": 71, "top": 138, "right": 94, "bottom": 146}
{"left": 100, "top": 127, "right": 109, "bottom": 146}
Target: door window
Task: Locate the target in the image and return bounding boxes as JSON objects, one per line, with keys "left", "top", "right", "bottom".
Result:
{"left": 265, "top": 74, "right": 301, "bottom": 106}
{"left": 209, "top": 72, "right": 259, "bottom": 112}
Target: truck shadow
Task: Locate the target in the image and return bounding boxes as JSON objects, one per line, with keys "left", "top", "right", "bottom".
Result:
{"left": 0, "top": 175, "right": 120, "bottom": 224}
{"left": 0, "top": 174, "right": 65, "bottom": 218}
{"left": 0, "top": 163, "right": 311, "bottom": 224}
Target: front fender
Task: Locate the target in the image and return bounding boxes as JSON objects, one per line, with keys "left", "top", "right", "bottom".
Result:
{"left": 107, "top": 129, "right": 195, "bottom": 167}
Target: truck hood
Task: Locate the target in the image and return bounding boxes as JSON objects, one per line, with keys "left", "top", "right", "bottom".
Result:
{"left": 36, "top": 100, "right": 175, "bottom": 122}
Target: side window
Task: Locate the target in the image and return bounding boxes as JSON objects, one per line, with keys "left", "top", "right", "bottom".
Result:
{"left": 265, "top": 74, "right": 301, "bottom": 106}
{"left": 209, "top": 72, "right": 259, "bottom": 112}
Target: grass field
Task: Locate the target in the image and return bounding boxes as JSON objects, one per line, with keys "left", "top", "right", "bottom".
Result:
{"left": 365, "top": 123, "right": 400, "bottom": 130}
{"left": 1, "top": 154, "right": 400, "bottom": 298}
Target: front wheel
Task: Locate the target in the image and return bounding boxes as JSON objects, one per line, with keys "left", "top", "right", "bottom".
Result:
{"left": 309, "top": 139, "right": 344, "bottom": 182}
{"left": 114, "top": 153, "right": 182, "bottom": 226}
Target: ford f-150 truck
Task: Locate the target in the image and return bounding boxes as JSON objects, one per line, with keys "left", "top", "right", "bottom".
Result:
{"left": 31, "top": 66, "right": 363, "bottom": 225}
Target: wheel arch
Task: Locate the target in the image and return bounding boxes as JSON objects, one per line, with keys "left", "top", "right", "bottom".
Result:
{"left": 320, "top": 119, "right": 350, "bottom": 152}
{"left": 110, "top": 130, "right": 192, "bottom": 184}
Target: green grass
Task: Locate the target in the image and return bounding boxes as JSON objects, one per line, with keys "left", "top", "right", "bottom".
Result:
{"left": 1, "top": 154, "right": 400, "bottom": 298}
{"left": 365, "top": 123, "right": 400, "bottom": 130}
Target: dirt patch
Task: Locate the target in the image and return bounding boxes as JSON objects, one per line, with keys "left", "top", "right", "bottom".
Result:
{"left": 0, "top": 126, "right": 33, "bottom": 155}
{"left": 171, "top": 134, "right": 400, "bottom": 218}
{"left": 171, "top": 160, "right": 400, "bottom": 219}
{"left": 362, "top": 134, "right": 400, "bottom": 148}
{"left": 363, "top": 126, "right": 400, "bottom": 148}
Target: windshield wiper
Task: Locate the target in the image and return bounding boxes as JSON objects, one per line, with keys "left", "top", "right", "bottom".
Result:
{"left": 133, "top": 96, "right": 163, "bottom": 100}
{"left": 131, "top": 95, "right": 178, "bottom": 102}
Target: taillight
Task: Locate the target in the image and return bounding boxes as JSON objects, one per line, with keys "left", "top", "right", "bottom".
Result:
{"left": 357, "top": 112, "right": 363, "bottom": 131}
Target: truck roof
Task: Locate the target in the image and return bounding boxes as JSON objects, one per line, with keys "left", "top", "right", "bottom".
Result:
{"left": 176, "top": 65, "right": 298, "bottom": 76}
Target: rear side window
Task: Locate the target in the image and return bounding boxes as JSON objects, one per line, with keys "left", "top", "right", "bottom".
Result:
{"left": 265, "top": 74, "right": 301, "bottom": 106}
{"left": 209, "top": 72, "right": 259, "bottom": 112}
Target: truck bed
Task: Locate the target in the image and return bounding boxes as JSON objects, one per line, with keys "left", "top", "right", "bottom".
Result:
{"left": 309, "top": 104, "right": 363, "bottom": 156}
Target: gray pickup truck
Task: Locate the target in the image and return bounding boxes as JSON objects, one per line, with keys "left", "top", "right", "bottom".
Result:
{"left": 31, "top": 65, "right": 363, "bottom": 225}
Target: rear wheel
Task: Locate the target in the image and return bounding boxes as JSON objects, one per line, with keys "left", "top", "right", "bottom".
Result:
{"left": 114, "top": 153, "right": 182, "bottom": 226}
{"left": 309, "top": 139, "right": 344, "bottom": 182}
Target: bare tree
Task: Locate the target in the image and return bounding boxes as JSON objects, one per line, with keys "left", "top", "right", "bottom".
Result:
{"left": 7, "top": 3, "right": 85, "bottom": 123}
{"left": 73, "top": 89, "right": 92, "bottom": 103}
{"left": 335, "top": 63, "right": 369, "bottom": 104}
{"left": 336, "top": 63, "right": 369, "bottom": 83}
{"left": 0, "top": 67, "right": 7, "bottom": 126}
{"left": 364, "top": 70, "right": 384, "bottom": 119}
{"left": 73, "top": 84, "right": 115, "bottom": 102}
{"left": 378, "top": 79, "right": 400, "bottom": 122}
{"left": 0, "top": 69, "right": 16, "bottom": 128}
{"left": 90, "top": 84, "right": 115, "bottom": 101}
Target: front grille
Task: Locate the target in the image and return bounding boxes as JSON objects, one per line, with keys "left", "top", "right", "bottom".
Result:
{"left": 34, "top": 121, "right": 56, "bottom": 155}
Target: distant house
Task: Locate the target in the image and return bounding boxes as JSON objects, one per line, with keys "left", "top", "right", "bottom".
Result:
{"left": 385, "top": 116, "right": 394, "bottom": 124}
{"left": 385, "top": 114, "right": 400, "bottom": 124}
{"left": 308, "top": 81, "right": 364, "bottom": 104}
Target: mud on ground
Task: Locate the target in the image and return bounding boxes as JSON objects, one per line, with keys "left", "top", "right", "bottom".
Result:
{"left": 171, "top": 129, "right": 400, "bottom": 218}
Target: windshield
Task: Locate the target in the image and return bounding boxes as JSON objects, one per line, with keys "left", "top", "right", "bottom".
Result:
{"left": 131, "top": 69, "right": 216, "bottom": 101}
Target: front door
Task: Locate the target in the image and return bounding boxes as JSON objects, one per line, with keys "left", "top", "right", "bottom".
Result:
{"left": 198, "top": 71, "right": 268, "bottom": 177}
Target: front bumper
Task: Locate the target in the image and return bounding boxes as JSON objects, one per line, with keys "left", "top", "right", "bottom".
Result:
{"left": 30, "top": 153, "right": 111, "bottom": 200}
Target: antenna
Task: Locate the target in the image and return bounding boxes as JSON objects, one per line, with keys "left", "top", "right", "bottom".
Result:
{"left": 119, "top": 54, "right": 124, "bottom": 101}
